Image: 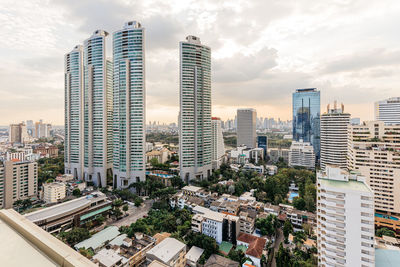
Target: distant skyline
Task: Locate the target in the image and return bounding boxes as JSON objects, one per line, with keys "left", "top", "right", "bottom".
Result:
{"left": 1, "top": 0, "right": 400, "bottom": 125}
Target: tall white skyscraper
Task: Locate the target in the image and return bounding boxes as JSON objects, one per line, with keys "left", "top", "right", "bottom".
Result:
{"left": 179, "top": 36, "right": 212, "bottom": 182}
{"left": 375, "top": 97, "right": 400, "bottom": 125}
{"left": 112, "top": 21, "right": 146, "bottom": 188}
{"left": 317, "top": 166, "right": 375, "bottom": 267}
{"left": 64, "top": 45, "right": 84, "bottom": 179}
{"left": 237, "top": 108, "right": 256, "bottom": 148}
{"left": 82, "top": 30, "right": 113, "bottom": 187}
{"left": 320, "top": 102, "right": 350, "bottom": 170}
{"left": 211, "top": 117, "right": 225, "bottom": 169}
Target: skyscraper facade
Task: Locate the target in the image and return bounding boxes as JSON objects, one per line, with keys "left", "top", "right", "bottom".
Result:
{"left": 292, "top": 88, "right": 320, "bottom": 158}
{"left": 237, "top": 108, "right": 257, "bottom": 148}
{"left": 374, "top": 97, "right": 400, "bottom": 125}
{"left": 82, "top": 30, "right": 113, "bottom": 187}
{"left": 9, "top": 123, "right": 28, "bottom": 144}
{"left": 320, "top": 102, "right": 350, "bottom": 170}
{"left": 112, "top": 21, "right": 146, "bottom": 188}
{"left": 64, "top": 45, "right": 84, "bottom": 179}
{"left": 179, "top": 35, "right": 212, "bottom": 182}
{"left": 257, "top": 136, "right": 267, "bottom": 157}
{"left": 211, "top": 117, "right": 225, "bottom": 169}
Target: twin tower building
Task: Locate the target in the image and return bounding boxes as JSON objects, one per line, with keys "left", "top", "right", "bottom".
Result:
{"left": 64, "top": 22, "right": 212, "bottom": 188}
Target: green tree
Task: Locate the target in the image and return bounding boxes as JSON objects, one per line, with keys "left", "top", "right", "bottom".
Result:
{"left": 113, "top": 206, "right": 123, "bottom": 219}
{"left": 72, "top": 188, "right": 81, "bottom": 197}
{"left": 376, "top": 227, "right": 396, "bottom": 237}
{"left": 276, "top": 243, "right": 291, "bottom": 267}
{"left": 185, "top": 232, "right": 218, "bottom": 260}
{"left": 59, "top": 227, "right": 90, "bottom": 246}
{"left": 228, "top": 249, "right": 250, "bottom": 265}
{"left": 293, "top": 197, "right": 306, "bottom": 210}
{"left": 150, "top": 157, "right": 159, "bottom": 167}
{"left": 283, "top": 220, "right": 293, "bottom": 241}
{"left": 123, "top": 204, "right": 129, "bottom": 215}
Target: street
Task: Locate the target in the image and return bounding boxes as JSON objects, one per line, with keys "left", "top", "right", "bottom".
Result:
{"left": 271, "top": 228, "right": 284, "bottom": 267}
{"left": 109, "top": 199, "right": 153, "bottom": 228}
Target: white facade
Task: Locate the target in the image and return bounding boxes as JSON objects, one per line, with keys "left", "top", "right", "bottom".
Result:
{"left": 43, "top": 182, "right": 66, "bottom": 203}
{"left": 320, "top": 103, "right": 350, "bottom": 170}
{"left": 317, "top": 166, "right": 375, "bottom": 267}
{"left": 211, "top": 117, "right": 225, "bottom": 169}
{"left": 179, "top": 36, "right": 212, "bottom": 182}
{"left": 112, "top": 21, "right": 146, "bottom": 188}
{"left": 64, "top": 45, "right": 84, "bottom": 180}
{"left": 83, "top": 30, "right": 113, "bottom": 187}
{"left": 237, "top": 108, "right": 257, "bottom": 148}
{"left": 289, "top": 141, "right": 315, "bottom": 169}
{"left": 375, "top": 97, "right": 400, "bottom": 125}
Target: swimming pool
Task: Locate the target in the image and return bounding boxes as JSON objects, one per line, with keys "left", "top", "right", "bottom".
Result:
{"left": 375, "top": 213, "right": 399, "bottom": 221}
{"left": 288, "top": 192, "right": 299, "bottom": 201}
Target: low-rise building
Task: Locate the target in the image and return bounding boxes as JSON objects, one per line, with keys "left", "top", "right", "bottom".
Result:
{"left": 236, "top": 233, "right": 266, "bottom": 267}
{"left": 185, "top": 246, "right": 204, "bottom": 267}
{"left": 25, "top": 191, "right": 111, "bottom": 233}
{"left": 146, "top": 237, "right": 186, "bottom": 267}
{"left": 242, "top": 163, "right": 264, "bottom": 174}
{"left": 204, "top": 254, "right": 239, "bottom": 267}
{"left": 267, "top": 148, "right": 289, "bottom": 163}
{"left": 33, "top": 145, "right": 59, "bottom": 158}
{"left": 75, "top": 226, "right": 120, "bottom": 252}
{"left": 239, "top": 210, "right": 256, "bottom": 234}
{"left": 265, "top": 165, "right": 278, "bottom": 175}
{"left": 43, "top": 182, "right": 66, "bottom": 203}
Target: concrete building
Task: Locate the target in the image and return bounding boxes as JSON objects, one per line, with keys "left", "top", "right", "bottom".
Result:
{"left": 292, "top": 88, "right": 320, "bottom": 158}
{"left": 317, "top": 166, "right": 375, "bottom": 267}
{"left": 65, "top": 44, "right": 84, "bottom": 180}
{"left": 239, "top": 210, "right": 256, "bottom": 234}
{"left": 192, "top": 206, "right": 239, "bottom": 245}
{"left": 236, "top": 233, "right": 266, "bottom": 267}
{"left": 33, "top": 145, "right": 59, "bottom": 158}
{"left": 347, "top": 121, "right": 400, "bottom": 234}
{"left": 375, "top": 97, "right": 400, "bottom": 125}
{"left": 320, "top": 102, "right": 350, "bottom": 170}
{"left": 43, "top": 182, "right": 66, "bottom": 203}
{"left": 211, "top": 117, "right": 225, "bottom": 170}
{"left": 146, "top": 237, "right": 186, "bottom": 267}
{"left": 146, "top": 148, "right": 171, "bottom": 164}
{"left": 257, "top": 135, "right": 267, "bottom": 157}
{"left": 289, "top": 140, "right": 315, "bottom": 169}
{"left": 112, "top": 21, "right": 146, "bottom": 188}
{"left": 204, "top": 254, "right": 239, "bottom": 267}
{"left": 237, "top": 108, "right": 257, "bottom": 148}
{"left": 229, "top": 146, "right": 264, "bottom": 165}
{"left": 9, "top": 122, "right": 28, "bottom": 144}
{"left": 179, "top": 36, "right": 212, "bottom": 182}
{"left": 25, "top": 191, "right": 111, "bottom": 233}
{"left": 185, "top": 246, "right": 204, "bottom": 267}
{"left": 0, "top": 209, "right": 95, "bottom": 267}
{"left": 82, "top": 30, "right": 113, "bottom": 187}
{"left": 0, "top": 160, "right": 38, "bottom": 209}
{"left": 34, "top": 120, "right": 52, "bottom": 138}
{"left": 267, "top": 148, "right": 289, "bottom": 163}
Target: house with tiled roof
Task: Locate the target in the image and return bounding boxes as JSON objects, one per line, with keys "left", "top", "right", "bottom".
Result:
{"left": 236, "top": 233, "right": 266, "bottom": 267}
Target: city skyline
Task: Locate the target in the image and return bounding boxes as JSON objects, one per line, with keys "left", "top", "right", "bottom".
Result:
{"left": 2, "top": 0, "right": 400, "bottom": 124}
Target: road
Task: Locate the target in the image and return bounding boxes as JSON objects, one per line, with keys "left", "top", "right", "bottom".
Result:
{"left": 271, "top": 228, "right": 284, "bottom": 267}
{"left": 110, "top": 199, "right": 153, "bottom": 228}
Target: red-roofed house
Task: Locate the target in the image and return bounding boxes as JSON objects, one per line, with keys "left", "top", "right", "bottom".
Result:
{"left": 236, "top": 233, "right": 266, "bottom": 267}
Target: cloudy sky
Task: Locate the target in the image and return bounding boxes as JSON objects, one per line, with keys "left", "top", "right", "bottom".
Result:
{"left": 1, "top": 0, "right": 400, "bottom": 125}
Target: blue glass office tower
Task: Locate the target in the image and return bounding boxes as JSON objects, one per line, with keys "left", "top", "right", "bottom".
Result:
{"left": 292, "top": 88, "right": 320, "bottom": 158}
{"left": 257, "top": 136, "right": 268, "bottom": 157}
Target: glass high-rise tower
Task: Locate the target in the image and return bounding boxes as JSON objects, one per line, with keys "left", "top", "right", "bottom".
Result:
{"left": 82, "top": 30, "right": 113, "bottom": 187}
{"left": 292, "top": 88, "right": 320, "bottom": 158}
{"left": 112, "top": 21, "right": 146, "bottom": 188}
{"left": 64, "top": 45, "right": 84, "bottom": 180}
{"left": 179, "top": 36, "right": 212, "bottom": 182}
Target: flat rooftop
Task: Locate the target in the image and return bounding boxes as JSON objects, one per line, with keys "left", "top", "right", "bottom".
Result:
{"left": 25, "top": 192, "right": 106, "bottom": 222}
{"left": 376, "top": 248, "right": 400, "bottom": 267}
{"left": 146, "top": 238, "right": 186, "bottom": 263}
{"left": 0, "top": 209, "right": 95, "bottom": 267}
{"left": 74, "top": 226, "right": 120, "bottom": 251}
{"left": 319, "top": 178, "right": 371, "bottom": 193}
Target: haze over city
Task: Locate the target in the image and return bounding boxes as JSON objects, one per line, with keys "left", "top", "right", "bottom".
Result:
{"left": 1, "top": 0, "right": 400, "bottom": 125}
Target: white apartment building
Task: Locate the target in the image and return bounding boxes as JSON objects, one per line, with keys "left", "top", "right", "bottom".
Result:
{"left": 211, "top": 117, "right": 225, "bottom": 169}
{"left": 146, "top": 238, "right": 187, "bottom": 267}
{"left": 192, "top": 206, "right": 239, "bottom": 244}
{"left": 289, "top": 140, "right": 315, "bottom": 169}
{"left": 317, "top": 166, "right": 375, "bottom": 267}
{"left": 0, "top": 160, "right": 38, "bottom": 209}
{"left": 112, "top": 21, "right": 146, "bottom": 188}
{"left": 64, "top": 45, "right": 84, "bottom": 180}
{"left": 237, "top": 109, "right": 257, "bottom": 148}
{"left": 320, "top": 102, "right": 350, "bottom": 170}
{"left": 375, "top": 97, "right": 400, "bottom": 125}
{"left": 43, "top": 182, "right": 66, "bottom": 203}
{"left": 347, "top": 121, "right": 400, "bottom": 215}
{"left": 179, "top": 36, "right": 212, "bottom": 182}
{"left": 82, "top": 30, "right": 113, "bottom": 187}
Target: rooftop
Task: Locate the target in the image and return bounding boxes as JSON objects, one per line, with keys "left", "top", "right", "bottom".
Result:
{"left": 319, "top": 178, "right": 371, "bottom": 193}
{"left": 146, "top": 238, "right": 186, "bottom": 263}
{"left": 204, "top": 254, "right": 239, "bottom": 267}
{"left": 0, "top": 209, "right": 95, "bottom": 267}
{"left": 25, "top": 192, "right": 107, "bottom": 222}
{"left": 74, "top": 226, "right": 120, "bottom": 251}
{"left": 185, "top": 246, "right": 204, "bottom": 263}
{"left": 376, "top": 248, "right": 400, "bottom": 267}
{"left": 237, "top": 233, "right": 266, "bottom": 259}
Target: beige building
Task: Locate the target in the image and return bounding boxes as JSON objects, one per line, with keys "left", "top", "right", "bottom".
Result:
{"left": 9, "top": 122, "right": 28, "bottom": 144}
{"left": 0, "top": 160, "right": 37, "bottom": 208}
{"left": 146, "top": 237, "right": 186, "bottom": 267}
{"left": 347, "top": 121, "right": 400, "bottom": 214}
{"left": 146, "top": 148, "right": 171, "bottom": 164}
{"left": 43, "top": 182, "right": 66, "bottom": 203}
{"left": 0, "top": 209, "right": 95, "bottom": 267}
